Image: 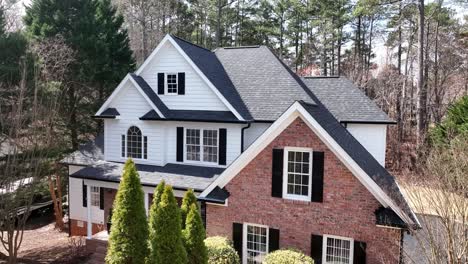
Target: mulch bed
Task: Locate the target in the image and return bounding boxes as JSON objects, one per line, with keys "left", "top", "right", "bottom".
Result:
{"left": 0, "top": 207, "right": 89, "bottom": 264}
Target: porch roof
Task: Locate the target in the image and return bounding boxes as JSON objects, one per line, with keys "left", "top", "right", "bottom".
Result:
{"left": 70, "top": 162, "right": 225, "bottom": 192}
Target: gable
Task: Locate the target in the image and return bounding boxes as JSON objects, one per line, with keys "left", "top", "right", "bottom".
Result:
{"left": 138, "top": 40, "right": 230, "bottom": 112}
{"left": 108, "top": 80, "right": 152, "bottom": 118}
{"left": 201, "top": 102, "right": 418, "bottom": 227}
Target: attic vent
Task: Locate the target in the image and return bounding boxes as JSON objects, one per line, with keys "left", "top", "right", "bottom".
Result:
{"left": 223, "top": 46, "right": 260, "bottom": 49}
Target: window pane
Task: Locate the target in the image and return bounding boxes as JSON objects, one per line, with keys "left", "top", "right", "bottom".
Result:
{"left": 246, "top": 225, "right": 268, "bottom": 264}
{"left": 186, "top": 129, "right": 201, "bottom": 161}
{"left": 166, "top": 74, "right": 178, "bottom": 94}
{"left": 90, "top": 186, "right": 100, "bottom": 207}
{"left": 203, "top": 130, "right": 218, "bottom": 163}
{"left": 127, "top": 126, "right": 142, "bottom": 159}
{"left": 286, "top": 150, "right": 311, "bottom": 197}
{"left": 325, "top": 237, "right": 352, "bottom": 264}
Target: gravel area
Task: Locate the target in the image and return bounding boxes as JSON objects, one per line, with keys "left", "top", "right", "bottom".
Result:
{"left": 0, "top": 208, "right": 89, "bottom": 264}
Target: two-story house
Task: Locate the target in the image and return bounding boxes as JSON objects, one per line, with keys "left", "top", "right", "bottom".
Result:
{"left": 62, "top": 34, "right": 419, "bottom": 264}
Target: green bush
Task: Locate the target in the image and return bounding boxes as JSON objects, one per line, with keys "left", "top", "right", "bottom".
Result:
{"left": 204, "top": 236, "right": 240, "bottom": 264}
{"left": 105, "top": 159, "right": 149, "bottom": 264}
{"left": 183, "top": 204, "right": 207, "bottom": 264}
{"left": 181, "top": 188, "right": 197, "bottom": 228}
{"left": 263, "top": 249, "right": 314, "bottom": 264}
{"left": 147, "top": 181, "right": 165, "bottom": 263}
{"left": 430, "top": 96, "right": 468, "bottom": 145}
{"left": 151, "top": 185, "right": 187, "bottom": 264}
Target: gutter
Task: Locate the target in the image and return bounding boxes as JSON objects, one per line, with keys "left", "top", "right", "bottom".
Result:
{"left": 240, "top": 122, "right": 251, "bottom": 153}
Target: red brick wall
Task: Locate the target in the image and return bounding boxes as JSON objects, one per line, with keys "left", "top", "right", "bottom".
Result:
{"left": 70, "top": 219, "right": 105, "bottom": 236}
{"left": 206, "top": 118, "right": 401, "bottom": 264}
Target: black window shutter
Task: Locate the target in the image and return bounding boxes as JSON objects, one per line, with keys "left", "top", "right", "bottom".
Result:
{"left": 176, "top": 127, "right": 184, "bottom": 162}
{"left": 219, "top": 128, "right": 227, "bottom": 165}
{"left": 271, "top": 149, "right": 284, "bottom": 198}
{"left": 268, "top": 228, "right": 280, "bottom": 253}
{"left": 354, "top": 241, "right": 367, "bottom": 264}
{"left": 99, "top": 187, "right": 105, "bottom": 210}
{"left": 311, "top": 151, "right": 324, "bottom": 202}
{"left": 157, "top": 73, "right": 165, "bottom": 94}
{"left": 82, "top": 181, "right": 87, "bottom": 208}
{"left": 178, "top": 72, "right": 185, "bottom": 95}
{"left": 200, "top": 201, "right": 207, "bottom": 229}
{"left": 232, "top": 223, "right": 243, "bottom": 259}
{"left": 310, "top": 234, "right": 323, "bottom": 264}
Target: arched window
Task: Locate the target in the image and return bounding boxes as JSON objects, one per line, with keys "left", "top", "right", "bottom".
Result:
{"left": 127, "top": 126, "right": 142, "bottom": 159}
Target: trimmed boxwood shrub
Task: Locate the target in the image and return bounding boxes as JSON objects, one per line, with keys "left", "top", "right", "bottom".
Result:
{"left": 263, "top": 249, "right": 314, "bottom": 264}
{"left": 204, "top": 236, "right": 240, "bottom": 264}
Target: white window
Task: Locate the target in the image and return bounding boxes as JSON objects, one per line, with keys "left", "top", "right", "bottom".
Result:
{"left": 282, "top": 147, "right": 312, "bottom": 201}
{"left": 323, "top": 235, "right": 354, "bottom": 264}
{"left": 185, "top": 128, "right": 218, "bottom": 163}
{"left": 121, "top": 126, "right": 147, "bottom": 159}
{"left": 90, "top": 186, "right": 100, "bottom": 207}
{"left": 166, "top": 73, "right": 178, "bottom": 94}
{"left": 243, "top": 224, "right": 268, "bottom": 264}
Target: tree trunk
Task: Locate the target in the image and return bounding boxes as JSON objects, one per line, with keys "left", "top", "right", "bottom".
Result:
{"left": 48, "top": 174, "right": 64, "bottom": 230}
{"left": 416, "top": 0, "right": 426, "bottom": 146}
{"left": 337, "top": 26, "right": 343, "bottom": 76}
{"left": 433, "top": 1, "right": 442, "bottom": 123}
{"left": 216, "top": 0, "right": 222, "bottom": 48}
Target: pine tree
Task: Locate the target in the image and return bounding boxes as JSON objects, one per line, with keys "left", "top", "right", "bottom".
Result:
{"left": 181, "top": 188, "right": 197, "bottom": 228}
{"left": 105, "top": 159, "right": 149, "bottom": 264}
{"left": 152, "top": 185, "right": 187, "bottom": 264}
{"left": 147, "top": 181, "right": 165, "bottom": 263}
{"left": 183, "top": 204, "right": 208, "bottom": 264}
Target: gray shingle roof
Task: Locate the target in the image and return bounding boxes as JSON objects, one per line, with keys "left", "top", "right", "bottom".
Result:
{"left": 71, "top": 162, "right": 224, "bottom": 191}
{"left": 94, "top": 108, "right": 120, "bottom": 118}
{"left": 171, "top": 35, "right": 252, "bottom": 121}
{"left": 60, "top": 135, "right": 104, "bottom": 165}
{"left": 214, "top": 46, "right": 315, "bottom": 121}
{"left": 130, "top": 73, "right": 170, "bottom": 116}
{"left": 302, "top": 77, "right": 394, "bottom": 123}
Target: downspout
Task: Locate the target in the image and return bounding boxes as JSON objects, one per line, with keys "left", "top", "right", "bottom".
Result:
{"left": 240, "top": 122, "right": 251, "bottom": 153}
{"left": 399, "top": 229, "right": 405, "bottom": 264}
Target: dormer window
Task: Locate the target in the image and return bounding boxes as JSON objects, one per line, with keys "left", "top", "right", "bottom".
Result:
{"left": 121, "top": 126, "right": 147, "bottom": 159}
{"left": 166, "top": 73, "right": 178, "bottom": 94}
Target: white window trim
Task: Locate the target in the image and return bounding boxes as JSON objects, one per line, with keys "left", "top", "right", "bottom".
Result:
{"left": 90, "top": 186, "right": 100, "bottom": 207}
{"left": 242, "top": 223, "right": 269, "bottom": 264}
{"left": 122, "top": 126, "right": 148, "bottom": 160}
{"left": 282, "top": 147, "right": 313, "bottom": 201}
{"left": 322, "top": 234, "right": 354, "bottom": 264}
{"left": 165, "top": 72, "right": 178, "bottom": 95}
{"left": 183, "top": 128, "right": 219, "bottom": 166}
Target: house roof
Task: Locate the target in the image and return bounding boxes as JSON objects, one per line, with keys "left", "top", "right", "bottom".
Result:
{"left": 140, "top": 109, "right": 244, "bottom": 123}
{"left": 129, "top": 73, "right": 170, "bottom": 117}
{"left": 62, "top": 135, "right": 224, "bottom": 191}
{"left": 214, "top": 46, "right": 315, "bottom": 121}
{"left": 71, "top": 162, "right": 224, "bottom": 192}
{"left": 302, "top": 77, "right": 394, "bottom": 124}
{"left": 93, "top": 108, "right": 120, "bottom": 119}
{"left": 171, "top": 35, "right": 252, "bottom": 121}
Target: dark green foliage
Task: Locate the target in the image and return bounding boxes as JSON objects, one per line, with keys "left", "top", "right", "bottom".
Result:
{"left": 147, "top": 181, "right": 165, "bottom": 263}
{"left": 0, "top": 32, "right": 29, "bottom": 85}
{"left": 181, "top": 188, "right": 197, "bottom": 228}
{"left": 183, "top": 204, "right": 208, "bottom": 264}
{"left": 264, "top": 249, "right": 314, "bottom": 264}
{"left": 24, "top": 0, "right": 134, "bottom": 148}
{"left": 204, "top": 236, "right": 240, "bottom": 264}
{"left": 151, "top": 185, "right": 187, "bottom": 264}
{"left": 430, "top": 96, "right": 468, "bottom": 145}
{"left": 105, "top": 159, "right": 149, "bottom": 264}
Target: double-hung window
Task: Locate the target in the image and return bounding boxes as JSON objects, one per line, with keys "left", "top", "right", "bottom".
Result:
{"left": 185, "top": 128, "right": 218, "bottom": 163}
{"left": 323, "top": 235, "right": 354, "bottom": 264}
{"left": 166, "top": 73, "right": 178, "bottom": 94}
{"left": 283, "top": 147, "right": 312, "bottom": 201}
{"left": 90, "top": 186, "right": 100, "bottom": 207}
{"left": 243, "top": 224, "right": 268, "bottom": 264}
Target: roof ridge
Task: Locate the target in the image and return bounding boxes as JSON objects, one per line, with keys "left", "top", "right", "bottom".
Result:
{"left": 169, "top": 34, "right": 212, "bottom": 52}
{"left": 222, "top": 45, "right": 261, "bottom": 49}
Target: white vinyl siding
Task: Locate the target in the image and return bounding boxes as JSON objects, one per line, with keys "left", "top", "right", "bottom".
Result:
{"left": 108, "top": 81, "right": 152, "bottom": 119}
{"left": 346, "top": 124, "right": 387, "bottom": 166}
{"left": 242, "top": 122, "right": 271, "bottom": 151}
{"left": 105, "top": 120, "right": 242, "bottom": 167}
{"left": 322, "top": 235, "right": 354, "bottom": 264}
{"left": 140, "top": 41, "right": 228, "bottom": 111}
{"left": 68, "top": 177, "right": 104, "bottom": 224}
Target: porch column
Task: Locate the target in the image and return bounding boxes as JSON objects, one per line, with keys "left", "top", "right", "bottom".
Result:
{"left": 144, "top": 192, "right": 149, "bottom": 216}
{"left": 87, "top": 184, "right": 92, "bottom": 239}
